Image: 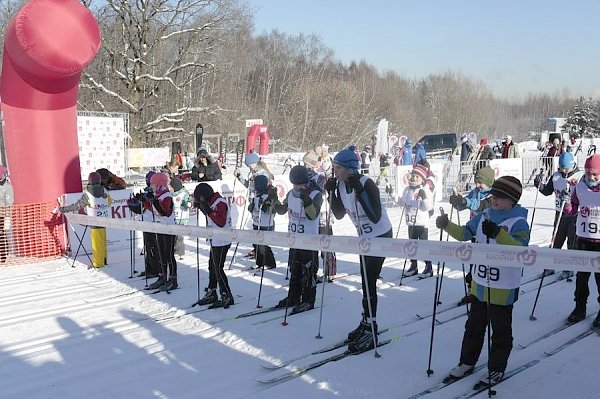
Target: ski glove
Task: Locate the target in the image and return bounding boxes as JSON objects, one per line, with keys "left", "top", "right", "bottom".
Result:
{"left": 347, "top": 174, "right": 363, "bottom": 194}
{"left": 559, "top": 190, "right": 571, "bottom": 205}
{"left": 436, "top": 214, "right": 449, "bottom": 229}
{"left": 533, "top": 175, "right": 542, "bottom": 188}
{"left": 324, "top": 177, "right": 337, "bottom": 192}
{"left": 482, "top": 219, "right": 501, "bottom": 239}
{"left": 267, "top": 186, "right": 278, "bottom": 201}
{"left": 417, "top": 189, "right": 427, "bottom": 200}
{"left": 301, "top": 188, "right": 312, "bottom": 206}
{"left": 449, "top": 194, "right": 466, "bottom": 208}
{"left": 198, "top": 201, "right": 212, "bottom": 215}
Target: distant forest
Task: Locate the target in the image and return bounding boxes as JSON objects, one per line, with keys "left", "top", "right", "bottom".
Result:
{"left": 0, "top": 0, "right": 588, "bottom": 151}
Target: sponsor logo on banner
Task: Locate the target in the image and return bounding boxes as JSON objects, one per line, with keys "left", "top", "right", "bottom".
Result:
{"left": 455, "top": 244, "right": 473, "bottom": 261}
{"left": 590, "top": 256, "right": 600, "bottom": 269}
{"left": 517, "top": 249, "right": 537, "bottom": 266}
{"left": 206, "top": 226, "right": 214, "bottom": 238}
{"left": 257, "top": 230, "right": 265, "bottom": 243}
{"left": 320, "top": 234, "right": 331, "bottom": 250}
{"left": 404, "top": 240, "right": 418, "bottom": 257}
{"left": 286, "top": 232, "right": 296, "bottom": 246}
{"left": 554, "top": 256, "right": 589, "bottom": 267}
{"left": 429, "top": 243, "right": 454, "bottom": 258}
{"left": 358, "top": 237, "right": 371, "bottom": 253}
{"left": 230, "top": 229, "right": 238, "bottom": 240}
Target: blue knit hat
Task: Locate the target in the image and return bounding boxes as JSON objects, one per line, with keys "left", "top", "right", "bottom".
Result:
{"left": 333, "top": 146, "right": 360, "bottom": 170}
{"left": 244, "top": 151, "right": 260, "bottom": 166}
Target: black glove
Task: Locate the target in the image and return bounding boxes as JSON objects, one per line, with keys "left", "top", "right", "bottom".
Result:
{"left": 436, "top": 214, "right": 449, "bottom": 229}
{"left": 449, "top": 194, "right": 466, "bottom": 208}
{"left": 347, "top": 174, "right": 363, "bottom": 193}
{"left": 267, "top": 186, "right": 278, "bottom": 201}
{"left": 559, "top": 190, "right": 571, "bottom": 204}
{"left": 143, "top": 191, "right": 155, "bottom": 201}
{"left": 301, "top": 188, "right": 312, "bottom": 206}
{"left": 417, "top": 189, "right": 426, "bottom": 200}
{"left": 533, "top": 175, "right": 542, "bottom": 188}
{"left": 248, "top": 201, "right": 255, "bottom": 212}
{"left": 482, "top": 219, "right": 501, "bottom": 239}
{"left": 324, "top": 177, "right": 337, "bottom": 192}
{"left": 198, "top": 201, "right": 212, "bottom": 215}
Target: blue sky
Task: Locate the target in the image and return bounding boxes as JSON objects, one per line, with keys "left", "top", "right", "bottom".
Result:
{"left": 248, "top": 0, "right": 600, "bottom": 100}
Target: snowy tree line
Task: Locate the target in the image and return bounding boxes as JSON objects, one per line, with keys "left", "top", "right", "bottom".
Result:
{"left": 0, "top": 0, "right": 593, "bottom": 150}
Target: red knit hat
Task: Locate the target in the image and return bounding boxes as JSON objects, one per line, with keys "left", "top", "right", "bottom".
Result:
{"left": 150, "top": 172, "right": 169, "bottom": 187}
{"left": 585, "top": 154, "right": 600, "bottom": 174}
{"left": 411, "top": 164, "right": 429, "bottom": 181}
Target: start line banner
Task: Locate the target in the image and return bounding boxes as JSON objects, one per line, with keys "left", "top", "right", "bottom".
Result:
{"left": 65, "top": 213, "right": 600, "bottom": 274}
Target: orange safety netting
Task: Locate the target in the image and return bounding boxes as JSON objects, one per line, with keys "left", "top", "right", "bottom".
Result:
{"left": 0, "top": 201, "right": 66, "bottom": 266}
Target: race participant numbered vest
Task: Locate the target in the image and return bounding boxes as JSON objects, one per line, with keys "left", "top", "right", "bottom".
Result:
{"left": 207, "top": 196, "right": 232, "bottom": 247}
{"left": 575, "top": 180, "right": 600, "bottom": 240}
{"left": 86, "top": 190, "right": 110, "bottom": 218}
{"left": 402, "top": 186, "right": 432, "bottom": 227}
{"left": 338, "top": 176, "right": 392, "bottom": 237}
{"left": 473, "top": 216, "right": 524, "bottom": 290}
{"left": 287, "top": 189, "right": 320, "bottom": 235}
{"left": 551, "top": 171, "right": 583, "bottom": 211}
{"left": 152, "top": 191, "right": 176, "bottom": 225}
{"left": 251, "top": 194, "right": 274, "bottom": 228}
{"left": 173, "top": 191, "right": 190, "bottom": 225}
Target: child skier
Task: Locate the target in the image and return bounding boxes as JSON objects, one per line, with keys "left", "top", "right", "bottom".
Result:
{"left": 193, "top": 183, "right": 235, "bottom": 308}
{"left": 170, "top": 178, "right": 190, "bottom": 260}
{"left": 449, "top": 166, "right": 495, "bottom": 304}
{"left": 144, "top": 172, "right": 178, "bottom": 291}
{"left": 326, "top": 146, "right": 393, "bottom": 353}
{"left": 273, "top": 165, "right": 322, "bottom": 314}
{"left": 436, "top": 176, "right": 530, "bottom": 387}
{"left": 563, "top": 154, "right": 600, "bottom": 327}
{"left": 60, "top": 172, "right": 112, "bottom": 268}
{"left": 399, "top": 164, "right": 434, "bottom": 278}
{"left": 248, "top": 175, "right": 277, "bottom": 270}
{"left": 534, "top": 152, "right": 583, "bottom": 279}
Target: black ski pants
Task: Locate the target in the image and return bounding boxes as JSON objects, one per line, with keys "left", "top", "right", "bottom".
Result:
{"left": 359, "top": 229, "right": 392, "bottom": 319}
{"left": 155, "top": 233, "right": 177, "bottom": 277}
{"left": 408, "top": 225, "right": 432, "bottom": 270}
{"left": 208, "top": 244, "right": 232, "bottom": 297}
{"left": 287, "top": 248, "right": 318, "bottom": 306}
{"left": 552, "top": 212, "right": 576, "bottom": 250}
{"left": 573, "top": 239, "right": 600, "bottom": 306}
{"left": 253, "top": 224, "right": 276, "bottom": 268}
{"left": 459, "top": 298, "right": 513, "bottom": 373}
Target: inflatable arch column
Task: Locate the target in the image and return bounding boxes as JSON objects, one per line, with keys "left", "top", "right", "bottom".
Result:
{"left": 0, "top": 0, "right": 101, "bottom": 204}
{"left": 245, "top": 124, "right": 270, "bottom": 156}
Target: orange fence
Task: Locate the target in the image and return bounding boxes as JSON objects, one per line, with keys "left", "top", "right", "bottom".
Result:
{"left": 0, "top": 201, "right": 66, "bottom": 266}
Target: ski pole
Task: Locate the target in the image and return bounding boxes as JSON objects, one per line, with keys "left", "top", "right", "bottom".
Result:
{"left": 399, "top": 198, "right": 420, "bottom": 286}
{"left": 426, "top": 207, "right": 445, "bottom": 376}
{"left": 281, "top": 251, "right": 296, "bottom": 326}
{"left": 192, "top": 210, "right": 201, "bottom": 306}
{"left": 529, "top": 169, "right": 545, "bottom": 227}
{"left": 529, "top": 197, "right": 567, "bottom": 320}
{"left": 354, "top": 198, "right": 380, "bottom": 358}
{"left": 394, "top": 203, "right": 407, "bottom": 239}
{"left": 255, "top": 204, "right": 269, "bottom": 308}
{"left": 454, "top": 209, "right": 470, "bottom": 314}
{"left": 316, "top": 197, "right": 332, "bottom": 339}
{"left": 435, "top": 206, "right": 455, "bottom": 305}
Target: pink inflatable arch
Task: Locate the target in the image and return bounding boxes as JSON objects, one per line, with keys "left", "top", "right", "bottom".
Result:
{"left": 0, "top": 0, "right": 101, "bottom": 205}
{"left": 245, "top": 124, "right": 270, "bottom": 155}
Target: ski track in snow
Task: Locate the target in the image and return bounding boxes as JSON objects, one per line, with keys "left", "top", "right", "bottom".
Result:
{"left": 1, "top": 184, "right": 598, "bottom": 398}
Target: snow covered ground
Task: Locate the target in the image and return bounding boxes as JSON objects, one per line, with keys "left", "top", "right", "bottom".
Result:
{"left": 1, "top": 184, "right": 599, "bottom": 399}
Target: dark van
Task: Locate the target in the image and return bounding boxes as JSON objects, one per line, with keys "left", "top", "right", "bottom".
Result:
{"left": 417, "top": 133, "right": 457, "bottom": 153}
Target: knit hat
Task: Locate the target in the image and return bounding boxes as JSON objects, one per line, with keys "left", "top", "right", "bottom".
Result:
{"left": 490, "top": 176, "right": 522, "bottom": 203}
{"left": 150, "top": 172, "right": 169, "bottom": 187}
{"left": 171, "top": 177, "right": 183, "bottom": 192}
{"left": 333, "top": 146, "right": 360, "bottom": 170}
{"left": 197, "top": 148, "right": 208, "bottom": 158}
{"left": 405, "top": 139, "right": 412, "bottom": 145}
{"left": 244, "top": 151, "right": 260, "bottom": 166}
{"left": 411, "top": 164, "right": 428, "bottom": 181}
{"left": 474, "top": 167, "right": 495, "bottom": 187}
{"left": 254, "top": 175, "right": 269, "bottom": 195}
{"left": 193, "top": 183, "right": 214, "bottom": 202}
{"left": 303, "top": 150, "right": 320, "bottom": 167}
{"left": 559, "top": 152, "right": 575, "bottom": 170}
{"left": 461, "top": 133, "right": 468, "bottom": 144}
{"left": 289, "top": 165, "right": 309, "bottom": 185}
{"left": 585, "top": 154, "right": 600, "bottom": 174}
{"left": 145, "top": 171, "right": 155, "bottom": 186}
{"left": 88, "top": 172, "right": 102, "bottom": 185}
{"left": 505, "top": 135, "right": 512, "bottom": 142}
{"left": 480, "top": 138, "right": 489, "bottom": 146}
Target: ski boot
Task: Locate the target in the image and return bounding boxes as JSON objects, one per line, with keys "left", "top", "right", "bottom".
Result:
{"left": 208, "top": 293, "right": 234, "bottom": 309}
{"left": 403, "top": 263, "right": 418, "bottom": 277}
{"left": 443, "top": 363, "right": 475, "bottom": 383}
{"left": 418, "top": 264, "right": 433, "bottom": 279}
{"left": 566, "top": 303, "right": 586, "bottom": 324}
{"left": 348, "top": 321, "right": 378, "bottom": 354}
{"left": 159, "top": 276, "right": 178, "bottom": 291}
{"left": 290, "top": 302, "right": 314, "bottom": 315}
{"left": 196, "top": 288, "right": 218, "bottom": 306}
{"left": 347, "top": 316, "right": 368, "bottom": 341}
{"left": 147, "top": 276, "right": 164, "bottom": 290}
{"left": 474, "top": 370, "right": 504, "bottom": 389}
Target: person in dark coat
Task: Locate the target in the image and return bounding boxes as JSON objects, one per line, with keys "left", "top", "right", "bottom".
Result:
{"left": 191, "top": 149, "right": 222, "bottom": 181}
{"left": 475, "top": 138, "right": 494, "bottom": 171}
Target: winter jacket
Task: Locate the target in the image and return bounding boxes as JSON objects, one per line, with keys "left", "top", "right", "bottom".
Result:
{"left": 455, "top": 187, "right": 493, "bottom": 216}
{"left": 501, "top": 142, "right": 519, "bottom": 158}
{"left": 401, "top": 144, "right": 413, "bottom": 165}
{"left": 460, "top": 141, "right": 473, "bottom": 162}
{"left": 191, "top": 159, "right": 222, "bottom": 181}
{"left": 475, "top": 145, "right": 494, "bottom": 170}
{"left": 414, "top": 143, "right": 426, "bottom": 165}
{"left": 444, "top": 205, "right": 530, "bottom": 305}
